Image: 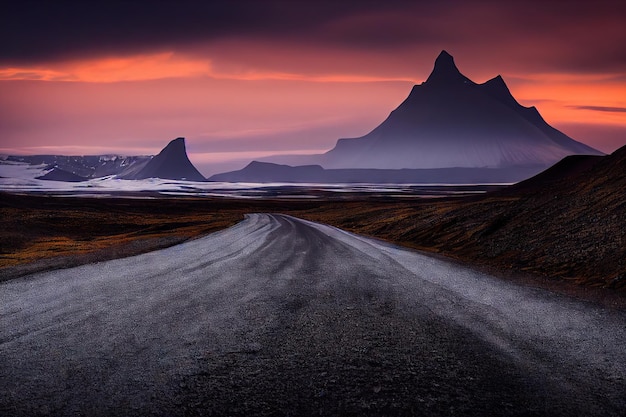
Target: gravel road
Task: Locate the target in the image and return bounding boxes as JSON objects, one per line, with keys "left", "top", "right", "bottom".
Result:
{"left": 1, "top": 213, "right": 625, "bottom": 416}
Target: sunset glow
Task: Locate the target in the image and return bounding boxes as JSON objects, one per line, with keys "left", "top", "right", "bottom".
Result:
{"left": 510, "top": 75, "right": 626, "bottom": 124}
{"left": 0, "top": 53, "right": 212, "bottom": 83}
{"left": 0, "top": 50, "right": 419, "bottom": 84}
{"left": 1, "top": 0, "right": 625, "bottom": 176}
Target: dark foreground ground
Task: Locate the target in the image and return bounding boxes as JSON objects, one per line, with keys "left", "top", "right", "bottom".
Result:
{"left": 3, "top": 214, "right": 625, "bottom": 416}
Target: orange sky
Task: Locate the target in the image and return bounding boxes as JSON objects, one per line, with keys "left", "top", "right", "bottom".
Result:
{"left": 1, "top": 1, "right": 625, "bottom": 175}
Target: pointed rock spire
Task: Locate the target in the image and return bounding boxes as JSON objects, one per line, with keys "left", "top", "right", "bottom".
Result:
{"left": 130, "top": 137, "right": 206, "bottom": 181}
{"left": 434, "top": 50, "right": 455, "bottom": 67}
{"left": 425, "top": 50, "right": 473, "bottom": 85}
{"left": 163, "top": 137, "right": 187, "bottom": 153}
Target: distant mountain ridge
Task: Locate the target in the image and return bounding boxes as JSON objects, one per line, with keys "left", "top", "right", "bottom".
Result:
{"left": 35, "top": 167, "right": 89, "bottom": 182}
{"left": 7, "top": 154, "right": 151, "bottom": 179}
{"left": 9, "top": 137, "right": 206, "bottom": 182}
{"left": 209, "top": 161, "right": 543, "bottom": 184}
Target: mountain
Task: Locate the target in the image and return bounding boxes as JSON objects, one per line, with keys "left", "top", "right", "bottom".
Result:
{"left": 209, "top": 161, "right": 542, "bottom": 184}
{"left": 210, "top": 161, "right": 325, "bottom": 183}
{"left": 6, "top": 155, "right": 151, "bottom": 179}
{"left": 36, "top": 167, "right": 88, "bottom": 182}
{"left": 6, "top": 138, "right": 206, "bottom": 182}
{"left": 321, "top": 51, "right": 602, "bottom": 169}
{"left": 262, "top": 50, "right": 602, "bottom": 173}
{"left": 121, "top": 137, "right": 205, "bottom": 181}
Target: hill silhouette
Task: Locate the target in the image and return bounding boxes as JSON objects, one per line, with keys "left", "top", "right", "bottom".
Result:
{"left": 36, "top": 167, "right": 88, "bottom": 182}
{"left": 122, "top": 137, "right": 205, "bottom": 181}
{"left": 209, "top": 161, "right": 542, "bottom": 184}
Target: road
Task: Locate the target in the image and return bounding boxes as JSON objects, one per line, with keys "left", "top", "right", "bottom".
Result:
{"left": 1, "top": 213, "right": 625, "bottom": 416}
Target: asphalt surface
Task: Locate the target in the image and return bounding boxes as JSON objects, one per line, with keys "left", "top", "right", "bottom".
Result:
{"left": 1, "top": 213, "right": 625, "bottom": 416}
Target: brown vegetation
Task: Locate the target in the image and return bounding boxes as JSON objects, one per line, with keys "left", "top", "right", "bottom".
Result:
{"left": 1, "top": 184, "right": 624, "bottom": 298}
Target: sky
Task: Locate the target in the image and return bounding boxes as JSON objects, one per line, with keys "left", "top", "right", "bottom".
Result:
{"left": 1, "top": 0, "right": 625, "bottom": 176}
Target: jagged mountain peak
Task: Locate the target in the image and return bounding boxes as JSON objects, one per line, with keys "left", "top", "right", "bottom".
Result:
{"left": 433, "top": 50, "right": 455, "bottom": 69}
{"left": 163, "top": 137, "right": 186, "bottom": 151}
{"left": 480, "top": 74, "right": 518, "bottom": 106}
{"left": 425, "top": 50, "right": 473, "bottom": 85}
{"left": 313, "top": 50, "right": 603, "bottom": 171}
{"left": 483, "top": 74, "right": 506, "bottom": 87}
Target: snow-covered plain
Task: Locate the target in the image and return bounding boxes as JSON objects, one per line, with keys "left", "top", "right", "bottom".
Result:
{"left": 0, "top": 160, "right": 499, "bottom": 199}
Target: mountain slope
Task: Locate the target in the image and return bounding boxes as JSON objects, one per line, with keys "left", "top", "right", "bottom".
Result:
{"left": 502, "top": 154, "right": 604, "bottom": 194}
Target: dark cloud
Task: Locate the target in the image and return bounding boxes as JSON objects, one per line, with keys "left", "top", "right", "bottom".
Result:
{"left": 2, "top": 0, "right": 625, "bottom": 75}
{"left": 0, "top": 0, "right": 411, "bottom": 63}
{"left": 2, "top": 1, "right": 260, "bottom": 62}
{"left": 570, "top": 106, "right": 626, "bottom": 113}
